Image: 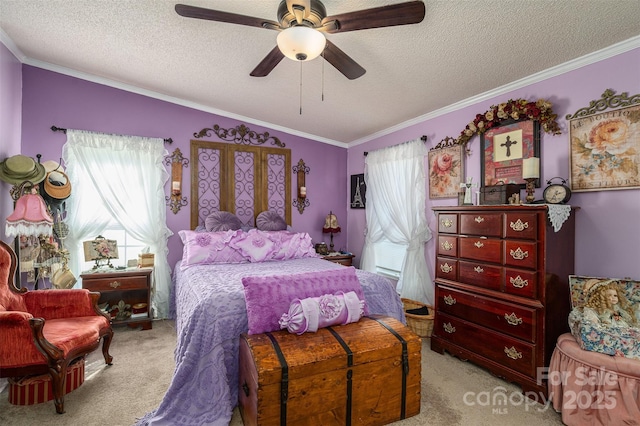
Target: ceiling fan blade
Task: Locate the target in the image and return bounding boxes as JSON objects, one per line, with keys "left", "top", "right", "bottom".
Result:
{"left": 250, "top": 46, "right": 286, "bottom": 77}
{"left": 175, "top": 4, "right": 280, "bottom": 30}
{"left": 323, "top": 40, "right": 366, "bottom": 80}
{"left": 320, "top": 1, "right": 426, "bottom": 33}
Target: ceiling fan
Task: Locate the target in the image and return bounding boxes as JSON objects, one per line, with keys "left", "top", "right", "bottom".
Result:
{"left": 175, "top": 1, "right": 426, "bottom": 80}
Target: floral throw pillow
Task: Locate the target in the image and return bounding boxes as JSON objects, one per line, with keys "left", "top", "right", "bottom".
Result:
{"left": 228, "top": 229, "right": 276, "bottom": 262}
{"left": 264, "top": 231, "right": 318, "bottom": 261}
{"left": 179, "top": 229, "right": 247, "bottom": 269}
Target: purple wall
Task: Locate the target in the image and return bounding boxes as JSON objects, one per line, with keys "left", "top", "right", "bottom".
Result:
{"left": 18, "top": 66, "right": 348, "bottom": 268}
{"left": 0, "top": 41, "right": 23, "bottom": 242}
{"left": 347, "top": 47, "right": 640, "bottom": 281}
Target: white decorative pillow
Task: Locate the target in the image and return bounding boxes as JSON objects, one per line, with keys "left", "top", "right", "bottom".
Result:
{"left": 279, "top": 291, "right": 365, "bottom": 335}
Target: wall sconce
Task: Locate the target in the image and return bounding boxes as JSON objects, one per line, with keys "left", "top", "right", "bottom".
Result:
{"left": 165, "top": 148, "right": 189, "bottom": 214}
{"left": 292, "top": 158, "right": 310, "bottom": 214}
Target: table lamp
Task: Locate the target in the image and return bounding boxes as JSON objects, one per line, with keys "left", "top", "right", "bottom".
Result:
{"left": 322, "top": 211, "right": 341, "bottom": 252}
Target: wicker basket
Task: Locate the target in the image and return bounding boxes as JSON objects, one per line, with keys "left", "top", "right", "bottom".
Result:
{"left": 401, "top": 298, "right": 434, "bottom": 338}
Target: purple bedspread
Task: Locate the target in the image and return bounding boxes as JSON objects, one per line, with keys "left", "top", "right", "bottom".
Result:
{"left": 137, "top": 258, "right": 405, "bottom": 426}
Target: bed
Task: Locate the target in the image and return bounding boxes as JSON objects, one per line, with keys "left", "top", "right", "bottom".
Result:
{"left": 137, "top": 238, "right": 405, "bottom": 425}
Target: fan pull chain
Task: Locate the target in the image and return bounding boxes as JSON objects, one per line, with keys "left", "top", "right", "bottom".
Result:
{"left": 299, "top": 61, "right": 303, "bottom": 115}
{"left": 321, "top": 52, "right": 325, "bottom": 102}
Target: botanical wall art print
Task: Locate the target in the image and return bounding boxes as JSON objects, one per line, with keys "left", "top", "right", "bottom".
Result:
{"left": 480, "top": 119, "right": 540, "bottom": 188}
{"left": 567, "top": 89, "right": 640, "bottom": 192}
{"left": 428, "top": 140, "right": 464, "bottom": 199}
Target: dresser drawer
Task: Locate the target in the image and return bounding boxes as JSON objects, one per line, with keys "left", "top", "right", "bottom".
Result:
{"left": 438, "top": 213, "right": 458, "bottom": 234}
{"left": 437, "top": 286, "right": 536, "bottom": 342}
{"left": 459, "top": 237, "right": 502, "bottom": 263}
{"left": 458, "top": 260, "right": 502, "bottom": 291}
{"left": 436, "top": 257, "right": 458, "bottom": 281}
{"left": 504, "top": 240, "right": 537, "bottom": 269}
{"left": 460, "top": 213, "right": 502, "bottom": 237}
{"left": 505, "top": 268, "right": 537, "bottom": 299}
{"left": 435, "top": 313, "right": 536, "bottom": 377}
{"left": 437, "top": 236, "right": 457, "bottom": 257}
{"left": 505, "top": 212, "right": 538, "bottom": 240}
{"left": 82, "top": 275, "right": 148, "bottom": 292}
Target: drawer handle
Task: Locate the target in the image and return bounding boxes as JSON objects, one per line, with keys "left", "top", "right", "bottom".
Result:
{"left": 444, "top": 295, "right": 456, "bottom": 305}
{"left": 443, "top": 322, "right": 456, "bottom": 334}
{"left": 509, "top": 219, "right": 529, "bottom": 232}
{"left": 441, "top": 241, "right": 454, "bottom": 251}
{"left": 510, "top": 247, "right": 529, "bottom": 260}
{"left": 474, "top": 241, "right": 484, "bottom": 248}
{"left": 474, "top": 266, "right": 484, "bottom": 273}
{"left": 474, "top": 216, "right": 484, "bottom": 223}
{"left": 504, "top": 312, "right": 523, "bottom": 326}
{"left": 510, "top": 275, "right": 529, "bottom": 288}
{"left": 441, "top": 218, "right": 453, "bottom": 228}
{"left": 440, "top": 263, "right": 453, "bottom": 273}
{"left": 504, "top": 346, "right": 523, "bottom": 360}
{"left": 109, "top": 281, "right": 122, "bottom": 288}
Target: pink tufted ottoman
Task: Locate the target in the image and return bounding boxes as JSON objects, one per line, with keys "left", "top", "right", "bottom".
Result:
{"left": 548, "top": 333, "right": 640, "bottom": 425}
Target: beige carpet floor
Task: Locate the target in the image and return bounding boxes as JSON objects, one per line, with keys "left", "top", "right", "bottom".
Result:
{"left": 0, "top": 319, "right": 564, "bottom": 425}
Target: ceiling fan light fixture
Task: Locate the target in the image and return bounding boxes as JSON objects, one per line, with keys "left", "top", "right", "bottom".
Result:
{"left": 277, "top": 26, "right": 326, "bottom": 61}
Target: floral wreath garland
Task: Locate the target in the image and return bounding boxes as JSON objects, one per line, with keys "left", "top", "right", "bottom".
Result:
{"left": 455, "top": 98, "right": 562, "bottom": 146}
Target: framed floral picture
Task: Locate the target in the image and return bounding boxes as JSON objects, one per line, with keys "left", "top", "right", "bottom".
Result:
{"left": 567, "top": 89, "right": 640, "bottom": 192}
{"left": 480, "top": 119, "right": 540, "bottom": 188}
{"left": 428, "top": 140, "right": 464, "bottom": 199}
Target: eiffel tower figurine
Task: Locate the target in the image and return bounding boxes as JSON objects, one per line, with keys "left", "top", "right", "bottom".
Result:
{"left": 351, "top": 176, "right": 365, "bottom": 208}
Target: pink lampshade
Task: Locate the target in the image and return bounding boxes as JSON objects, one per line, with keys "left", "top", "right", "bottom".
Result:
{"left": 5, "top": 191, "right": 53, "bottom": 238}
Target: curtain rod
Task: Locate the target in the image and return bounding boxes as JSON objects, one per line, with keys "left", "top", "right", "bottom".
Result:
{"left": 51, "top": 125, "right": 173, "bottom": 144}
{"left": 364, "top": 135, "right": 427, "bottom": 156}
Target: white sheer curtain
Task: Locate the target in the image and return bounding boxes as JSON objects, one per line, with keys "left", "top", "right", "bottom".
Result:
{"left": 360, "top": 138, "right": 434, "bottom": 305}
{"left": 62, "top": 130, "right": 173, "bottom": 318}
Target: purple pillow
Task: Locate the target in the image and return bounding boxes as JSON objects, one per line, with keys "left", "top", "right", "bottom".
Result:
{"left": 179, "top": 229, "right": 248, "bottom": 269}
{"left": 256, "top": 210, "right": 287, "bottom": 231}
{"left": 228, "top": 228, "right": 276, "bottom": 262}
{"left": 263, "top": 231, "right": 318, "bottom": 261}
{"left": 204, "top": 211, "right": 242, "bottom": 232}
{"left": 242, "top": 267, "right": 368, "bottom": 335}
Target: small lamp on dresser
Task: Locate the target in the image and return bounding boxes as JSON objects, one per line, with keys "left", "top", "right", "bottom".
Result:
{"left": 522, "top": 157, "right": 540, "bottom": 203}
{"left": 322, "top": 211, "right": 341, "bottom": 252}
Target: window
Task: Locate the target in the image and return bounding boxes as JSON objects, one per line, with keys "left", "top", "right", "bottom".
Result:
{"left": 373, "top": 240, "right": 408, "bottom": 280}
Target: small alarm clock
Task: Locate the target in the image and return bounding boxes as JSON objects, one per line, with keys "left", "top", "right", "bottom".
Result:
{"left": 543, "top": 177, "right": 572, "bottom": 204}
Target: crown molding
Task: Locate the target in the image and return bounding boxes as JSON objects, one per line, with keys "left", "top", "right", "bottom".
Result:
{"left": 349, "top": 35, "right": 640, "bottom": 147}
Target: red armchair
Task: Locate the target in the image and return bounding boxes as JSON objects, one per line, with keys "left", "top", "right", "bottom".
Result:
{"left": 0, "top": 239, "right": 113, "bottom": 414}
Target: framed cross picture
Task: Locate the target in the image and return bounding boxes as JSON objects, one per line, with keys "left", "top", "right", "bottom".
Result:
{"left": 480, "top": 119, "right": 541, "bottom": 188}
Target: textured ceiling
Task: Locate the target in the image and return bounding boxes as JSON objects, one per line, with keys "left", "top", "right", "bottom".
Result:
{"left": 1, "top": 0, "right": 639, "bottom": 145}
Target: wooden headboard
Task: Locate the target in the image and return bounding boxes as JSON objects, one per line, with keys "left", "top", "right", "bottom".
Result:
{"left": 190, "top": 140, "right": 291, "bottom": 229}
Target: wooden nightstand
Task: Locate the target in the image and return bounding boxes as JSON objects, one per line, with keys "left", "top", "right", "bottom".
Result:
{"left": 322, "top": 253, "right": 355, "bottom": 266}
{"left": 81, "top": 268, "right": 153, "bottom": 330}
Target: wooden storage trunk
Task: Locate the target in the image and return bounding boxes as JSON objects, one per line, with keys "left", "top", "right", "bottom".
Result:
{"left": 239, "top": 316, "right": 421, "bottom": 426}
{"left": 479, "top": 184, "right": 520, "bottom": 205}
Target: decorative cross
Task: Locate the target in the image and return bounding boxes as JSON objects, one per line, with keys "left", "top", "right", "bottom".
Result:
{"left": 460, "top": 177, "right": 478, "bottom": 205}
{"left": 501, "top": 135, "right": 518, "bottom": 157}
